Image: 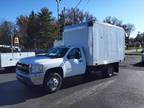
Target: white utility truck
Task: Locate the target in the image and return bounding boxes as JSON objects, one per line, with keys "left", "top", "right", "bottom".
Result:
{"left": 0, "top": 52, "right": 35, "bottom": 68}
{"left": 0, "top": 45, "right": 35, "bottom": 69}
{"left": 16, "top": 21, "right": 125, "bottom": 92}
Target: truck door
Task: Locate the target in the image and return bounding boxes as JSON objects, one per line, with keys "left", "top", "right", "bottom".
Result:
{"left": 65, "top": 48, "right": 86, "bottom": 77}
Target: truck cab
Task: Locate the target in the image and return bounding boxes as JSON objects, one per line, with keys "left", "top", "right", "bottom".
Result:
{"left": 16, "top": 46, "right": 86, "bottom": 92}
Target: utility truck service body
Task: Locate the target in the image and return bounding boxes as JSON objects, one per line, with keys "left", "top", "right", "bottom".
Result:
{"left": 16, "top": 21, "right": 125, "bottom": 92}
{"left": 0, "top": 52, "right": 35, "bottom": 68}
{"left": 0, "top": 45, "right": 35, "bottom": 69}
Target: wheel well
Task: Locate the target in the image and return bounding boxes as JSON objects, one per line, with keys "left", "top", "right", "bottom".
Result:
{"left": 45, "top": 67, "right": 64, "bottom": 78}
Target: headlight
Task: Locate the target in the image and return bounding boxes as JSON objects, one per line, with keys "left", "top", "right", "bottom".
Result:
{"left": 35, "top": 64, "right": 43, "bottom": 72}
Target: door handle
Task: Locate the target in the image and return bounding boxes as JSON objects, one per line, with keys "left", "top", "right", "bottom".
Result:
{"left": 79, "top": 60, "right": 83, "bottom": 62}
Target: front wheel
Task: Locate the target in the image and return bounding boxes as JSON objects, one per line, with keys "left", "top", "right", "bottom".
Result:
{"left": 43, "top": 72, "right": 62, "bottom": 93}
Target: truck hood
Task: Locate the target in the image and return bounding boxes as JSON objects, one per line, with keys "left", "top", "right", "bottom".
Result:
{"left": 18, "top": 55, "right": 64, "bottom": 65}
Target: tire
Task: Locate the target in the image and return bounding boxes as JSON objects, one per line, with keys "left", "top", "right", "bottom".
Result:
{"left": 43, "top": 72, "right": 62, "bottom": 93}
{"left": 103, "top": 65, "right": 114, "bottom": 78}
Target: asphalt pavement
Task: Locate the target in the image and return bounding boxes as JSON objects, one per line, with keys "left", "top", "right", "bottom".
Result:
{"left": 0, "top": 55, "right": 144, "bottom": 108}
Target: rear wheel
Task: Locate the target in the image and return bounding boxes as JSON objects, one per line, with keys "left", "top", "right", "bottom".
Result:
{"left": 107, "top": 65, "right": 114, "bottom": 77}
{"left": 43, "top": 72, "right": 62, "bottom": 93}
{"left": 103, "top": 65, "right": 114, "bottom": 78}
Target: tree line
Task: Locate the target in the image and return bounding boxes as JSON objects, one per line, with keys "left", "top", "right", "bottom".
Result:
{"left": 0, "top": 7, "right": 136, "bottom": 50}
{"left": 129, "top": 32, "right": 144, "bottom": 48}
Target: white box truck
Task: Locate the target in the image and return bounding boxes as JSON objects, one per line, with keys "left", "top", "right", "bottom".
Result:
{"left": 16, "top": 21, "right": 125, "bottom": 92}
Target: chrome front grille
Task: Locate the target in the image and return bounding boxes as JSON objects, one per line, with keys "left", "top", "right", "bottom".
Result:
{"left": 16, "top": 63, "right": 30, "bottom": 74}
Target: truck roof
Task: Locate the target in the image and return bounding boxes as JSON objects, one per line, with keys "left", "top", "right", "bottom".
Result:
{"left": 55, "top": 45, "right": 82, "bottom": 49}
{"left": 64, "top": 21, "right": 124, "bottom": 32}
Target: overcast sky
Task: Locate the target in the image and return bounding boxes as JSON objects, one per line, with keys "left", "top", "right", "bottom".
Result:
{"left": 0, "top": 0, "right": 143, "bottom": 37}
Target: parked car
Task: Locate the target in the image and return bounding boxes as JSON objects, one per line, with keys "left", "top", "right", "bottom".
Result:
{"left": 16, "top": 21, "right": 125, "bottom": 92}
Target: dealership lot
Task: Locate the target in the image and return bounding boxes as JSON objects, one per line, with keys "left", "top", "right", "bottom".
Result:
{"left": 0, "top": 55, "right": 144, "bottom": 108}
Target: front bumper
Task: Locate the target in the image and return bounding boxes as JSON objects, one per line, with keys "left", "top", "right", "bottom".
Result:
{"left": 16, "top": 69, "right": 45, "bottom": 86}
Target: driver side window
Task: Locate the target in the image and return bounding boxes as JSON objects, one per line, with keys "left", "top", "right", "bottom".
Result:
{"left": 67, "top": 48, "right": 81, "bottom": 59}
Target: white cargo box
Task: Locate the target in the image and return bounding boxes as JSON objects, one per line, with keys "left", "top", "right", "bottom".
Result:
{"left": 0, "top": 52, "right": 35, "bottom": 68}
{"left": 64, "top": 21, "right": 125, "bottom": 65}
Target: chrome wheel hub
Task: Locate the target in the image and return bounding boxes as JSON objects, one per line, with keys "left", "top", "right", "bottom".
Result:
{"left": 47, "top": 77, "right": 59, "bottom": 91}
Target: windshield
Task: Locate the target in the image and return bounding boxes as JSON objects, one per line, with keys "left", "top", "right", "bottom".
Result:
{"left": 47, "top": 47, "right": 69, "bottom": 58}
